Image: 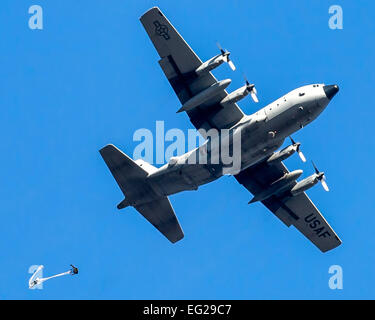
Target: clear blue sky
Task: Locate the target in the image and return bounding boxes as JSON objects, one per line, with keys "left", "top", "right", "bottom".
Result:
{"left": 0, "top": 0, "right": 374, "bottom": 299}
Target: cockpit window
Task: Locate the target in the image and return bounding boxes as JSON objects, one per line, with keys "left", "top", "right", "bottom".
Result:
{"left": 299, "top": 92, "right": 305, "bottom": 96}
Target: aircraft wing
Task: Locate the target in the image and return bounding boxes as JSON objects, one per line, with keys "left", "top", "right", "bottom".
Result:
{"left": 140, "top": 7, "right": 245, "bottom": 136}
{"left": 235, "top": 161, "right": 342, "bottom": 252}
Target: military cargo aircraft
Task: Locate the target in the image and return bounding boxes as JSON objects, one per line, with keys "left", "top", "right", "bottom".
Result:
{"left": 100, "top": 7, "right": 341, "bottom": 252}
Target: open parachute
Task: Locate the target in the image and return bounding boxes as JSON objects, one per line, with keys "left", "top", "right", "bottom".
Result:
{"left": 29, "top": 264, "right": 78, "bottom": 289}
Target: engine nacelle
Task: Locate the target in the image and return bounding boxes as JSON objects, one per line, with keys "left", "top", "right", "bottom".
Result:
{"left": 249, "top": 169, "right": 303, "bottom": 203}
{"left": 267, "top": 144, "right": 297, "bottom": 164}
{"left": 177, "top": 79, "right": 231, "bottom": 113}
{"left": 195, "top": 54, "right": 225, "bottom": 75}
{"left": 220, "top": 86, "right": 249, "bottom": 106}
{"left": 290, "top": 174, "right": 319, "bottom": 196}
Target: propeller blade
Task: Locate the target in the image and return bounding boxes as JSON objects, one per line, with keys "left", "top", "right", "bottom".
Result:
{"left": 216, "top": 42, "right": 226, "bottom": 55}
{"left": 321, "top": 178, "right": 329, "bottom": 192}
{"left": 244, "top": 75, "right": 252, "bottom": 87}
{"left": 298, "top": 150, "right": 306, "bottom": 163}
{"left": 289, "top": 136, "right": 306, "bottom": 162}
{"left": 250, "top": 91, "right": 259, "bottom": 103}
{"left": 311, "top": 161, "right": 329, "bottom": 191}
{"left": 227, "top": 59, "right": 236, "bottom": 71}
{"left": 216, "top": 42, "right": 235, "bottom": 70}
{"left": 243, "top": 75, "right": 258, "bottom": 101}
{"left": 311, "top": 161, "right": 319, "bottom": 175}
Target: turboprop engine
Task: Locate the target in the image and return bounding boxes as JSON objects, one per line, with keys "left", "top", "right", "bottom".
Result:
{"left": 195, "top": 43, "right": 236, "bottom": 75}
{"left": 220, "top": 77, "right": 259, "bottom": 106}
{"left": 290, "top": 162, "right": 329, "bottom": 196}
{"left": 267, "top": 136, "right": 306, "bottom": 164}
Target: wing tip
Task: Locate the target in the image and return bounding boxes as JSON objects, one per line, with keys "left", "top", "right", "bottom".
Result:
{"left": 99, "top": 144, "right": 121, "bottom": 158}
{"left": 320, "top": 238, "right": 342, "bottom": 253}
{"left": 140, "top": 6, "right": 162, "bottom": 21}
{"left": 170, "top": 232, "right": 185, "bottom": 244}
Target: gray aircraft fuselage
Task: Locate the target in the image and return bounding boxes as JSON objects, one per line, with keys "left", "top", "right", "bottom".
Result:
{"left": 145, "top": 83, "right": 338, "bottom": 199}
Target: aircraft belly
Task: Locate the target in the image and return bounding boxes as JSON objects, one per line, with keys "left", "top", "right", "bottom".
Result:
{"left": 151, "top": 164, "right": 217, "bottom": 196}
{"left": 148, "top": 101, "right": 311, "bottom": 198}
{"left": 239, "top": 123, "right": 285, "bottom": 170}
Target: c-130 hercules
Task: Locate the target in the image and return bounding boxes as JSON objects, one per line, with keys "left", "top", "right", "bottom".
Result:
{"left": 100, "top": 7, "right": 341, "bottom": 252}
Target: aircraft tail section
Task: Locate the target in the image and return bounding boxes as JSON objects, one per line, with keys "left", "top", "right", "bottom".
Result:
{"left": 99, "top": 144, "right": 184, "bottom": 243}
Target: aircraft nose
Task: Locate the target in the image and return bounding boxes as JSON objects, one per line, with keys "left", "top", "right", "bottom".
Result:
{"left": 323, "top": 84, "right": 339, "bottom": 100}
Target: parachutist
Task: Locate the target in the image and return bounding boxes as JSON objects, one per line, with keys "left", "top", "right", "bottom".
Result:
{"left": 70, "top": 264, "right": 78, "bottom": 275}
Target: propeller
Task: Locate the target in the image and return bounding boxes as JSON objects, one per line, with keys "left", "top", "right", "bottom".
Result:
{"left": 244, "top": 76, "right": 259, "bottom": 103}
{"left": 312, "top": 161, "right": 329, "bottom": 192}
{"left": 216, "top": 42, "right": 236, "bottom": 71}
{"left": 289, "top": 136, "right": 306, "bottom": 162}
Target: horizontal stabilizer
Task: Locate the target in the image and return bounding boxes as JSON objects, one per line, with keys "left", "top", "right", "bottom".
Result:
{"left": 135, "top": 197, "right": 184, "bottom": 243}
